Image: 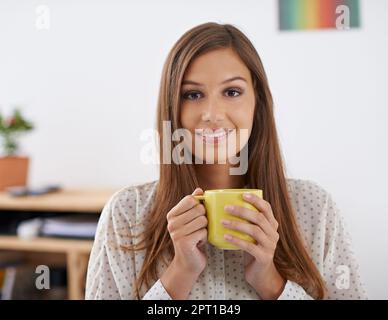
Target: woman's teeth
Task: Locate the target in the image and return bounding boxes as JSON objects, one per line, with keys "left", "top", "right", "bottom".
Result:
{"left": 196, "top": 128, "right": 235, "bottom": 143}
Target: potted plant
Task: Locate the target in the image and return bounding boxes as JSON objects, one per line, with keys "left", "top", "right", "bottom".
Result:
{"left": 0, "top": 108, "right": 34, "bottom": 191}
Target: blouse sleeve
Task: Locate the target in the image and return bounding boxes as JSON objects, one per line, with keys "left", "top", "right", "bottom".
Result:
{"left": 318, "top": 191, "right": 367, "bottom": 299}
{"left": 278, "top": 184, "right": 367, "bottom": 300}
{"left": 85, "top": 188, "right": 172, "bottom": 300}
{"left": 142, "top": 279, "right": 172, "bottom": 300}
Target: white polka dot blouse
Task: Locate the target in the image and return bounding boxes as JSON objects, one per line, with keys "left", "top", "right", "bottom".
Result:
{"left": 85, "top": 178, "right": 367, "bottom": 300}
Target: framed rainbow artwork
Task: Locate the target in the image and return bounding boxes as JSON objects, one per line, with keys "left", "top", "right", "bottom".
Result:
{"left": 279, "top": 0, "right": 361, "bottom": 31}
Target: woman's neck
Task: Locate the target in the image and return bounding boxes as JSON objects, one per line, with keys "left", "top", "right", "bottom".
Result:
{"left": 194, "top": 164, "right": 246, "bottom": 190}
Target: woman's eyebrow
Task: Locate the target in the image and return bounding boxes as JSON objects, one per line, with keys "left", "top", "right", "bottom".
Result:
{"left": 221, "top": 76, "right": 247, "bottom": 84}
{"left": 182, "top": 76, "right": 247, "bottom": 86}
{"left": 181, "top": 79, "right": 203, "bottom": 86}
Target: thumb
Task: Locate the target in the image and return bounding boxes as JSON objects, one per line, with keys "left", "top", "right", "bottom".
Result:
{"left": 192, "top": 187, "right": 203, "bottom": 196}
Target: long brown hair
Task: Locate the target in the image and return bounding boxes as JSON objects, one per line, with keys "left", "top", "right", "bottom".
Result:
{"left": 128, "top": 22, "right": 326, "bottom": 299}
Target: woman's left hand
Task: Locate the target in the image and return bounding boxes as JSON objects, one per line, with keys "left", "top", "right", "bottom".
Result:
{"left": 222, "top": 192, "right": 286, "bottom": 299}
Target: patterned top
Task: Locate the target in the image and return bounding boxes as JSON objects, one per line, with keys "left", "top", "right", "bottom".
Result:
{"left": 85, "top": 178, "right": 367, "bottom": 300}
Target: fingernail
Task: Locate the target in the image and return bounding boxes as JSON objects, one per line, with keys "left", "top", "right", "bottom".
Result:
{"left": 224, "top": 234, "right": 233, "bottom": 241}
{"left": 221, "top": 219, "right": 230, "bottom": 225}
{"left": 243, "top": 193, "right": 252, "bottom": 199}
{"left": 224, "top": 205, "right": 234, "bottom": 211}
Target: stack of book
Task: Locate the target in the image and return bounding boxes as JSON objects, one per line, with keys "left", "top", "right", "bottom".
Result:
{"left": 40, "top": 215, "right": 98, "bottom": 239}
{"left": 0, "top": 252, "right": 24, "bottom": 300}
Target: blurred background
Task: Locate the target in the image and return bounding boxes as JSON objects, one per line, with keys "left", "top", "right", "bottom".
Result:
{"left": 0, "top": 0, "right": 387, "bottom": 299}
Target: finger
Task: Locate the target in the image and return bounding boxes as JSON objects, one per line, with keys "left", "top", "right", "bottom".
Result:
{"left": 242, "top": 193, "right": 278, "bottom": 229}
{"left": 167, "top": 188, "right": 203, "bottom": 218}
{"left": 221, "top": 219, "right": 272, "bottom": 248}
{"left": 192, "top": 228, "right": 208, "bottom": 246}
{"left": 224, "top": 233, "right": 263, "bottom": 259}
{"left": 173, "top": 203, "right": 206, "bottom": 226}
{"left": 178, "top": 215, "right": 208, "bottom": 238}
{"left": 192, "top": 187, "right": 204, "bottom": 196}
{"left": 224, "top": 205, "right": 274, "bottom": 238}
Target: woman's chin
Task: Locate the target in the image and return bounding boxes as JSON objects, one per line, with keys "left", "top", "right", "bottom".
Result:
{"left": 193, "top": 149, "right": 240, "bottom": 165}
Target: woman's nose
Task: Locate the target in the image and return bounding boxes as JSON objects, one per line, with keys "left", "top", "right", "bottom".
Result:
{"left": 201, "top": 97, "right": 225, "bottom": 123}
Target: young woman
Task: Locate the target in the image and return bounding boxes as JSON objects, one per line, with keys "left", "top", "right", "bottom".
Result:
{"left": 85, "top": 22, "right": 366, "bottom": 300}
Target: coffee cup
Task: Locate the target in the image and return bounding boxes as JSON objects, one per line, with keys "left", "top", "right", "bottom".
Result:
{"left": 194, "top": 189, "right": 263, "bottom": 250}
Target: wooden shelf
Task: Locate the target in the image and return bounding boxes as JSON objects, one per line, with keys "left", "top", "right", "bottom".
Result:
{"left": 0, "top": 188, "right": 118, "bottom": 299}
{"left": 0, "top": 188, "right": 117, "bottom": 213}
{"left": 0, "top": 236, "right": 93, "bottom": 253}
{"left": 0, "top": 235, "right": 93, "bottom": 300}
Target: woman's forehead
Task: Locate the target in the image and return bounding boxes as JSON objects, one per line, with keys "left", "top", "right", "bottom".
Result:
{"left": 182, "top": 48, "right": 252, "bottom": 85}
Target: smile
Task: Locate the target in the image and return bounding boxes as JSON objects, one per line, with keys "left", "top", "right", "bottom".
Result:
{"left": 195, "top": 128, "right": 235, "bottom": 144}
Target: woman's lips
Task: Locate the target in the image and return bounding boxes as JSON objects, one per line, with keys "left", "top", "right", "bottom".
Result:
{"left": 195, "top": 128, "right": 235, "bottom": 145}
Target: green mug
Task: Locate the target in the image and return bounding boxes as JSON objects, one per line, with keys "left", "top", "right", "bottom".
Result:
{"left": 194, "top": 189, "right": 263, "bottom": 250}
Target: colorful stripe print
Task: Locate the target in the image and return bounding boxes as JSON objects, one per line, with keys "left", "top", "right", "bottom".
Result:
{"left": 279, "top": 0, "right": 360, "bottom": 30}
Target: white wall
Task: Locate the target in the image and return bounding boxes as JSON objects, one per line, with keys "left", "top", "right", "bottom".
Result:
{"left": 0, "top": 0, "right": 387, "bottom": 299}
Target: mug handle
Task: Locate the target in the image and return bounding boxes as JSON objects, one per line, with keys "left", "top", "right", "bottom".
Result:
{"left": 194, "top": 195, "right": 205, "bottom": 201}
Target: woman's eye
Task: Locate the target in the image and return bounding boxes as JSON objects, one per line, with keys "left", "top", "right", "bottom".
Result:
{"left": 225, "top": 89, "right": 241, "bottom": 97}
{"left": 182, "top": 91, "right": 202, "bottom": 100}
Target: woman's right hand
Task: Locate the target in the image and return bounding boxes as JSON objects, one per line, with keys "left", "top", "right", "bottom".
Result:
{"left": 166, "top": 187, "right": 208, "bottom": 277}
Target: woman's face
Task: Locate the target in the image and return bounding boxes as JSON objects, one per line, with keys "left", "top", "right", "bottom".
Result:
{"left": 180, "top": 47, "right": 256, "bottom": 164}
